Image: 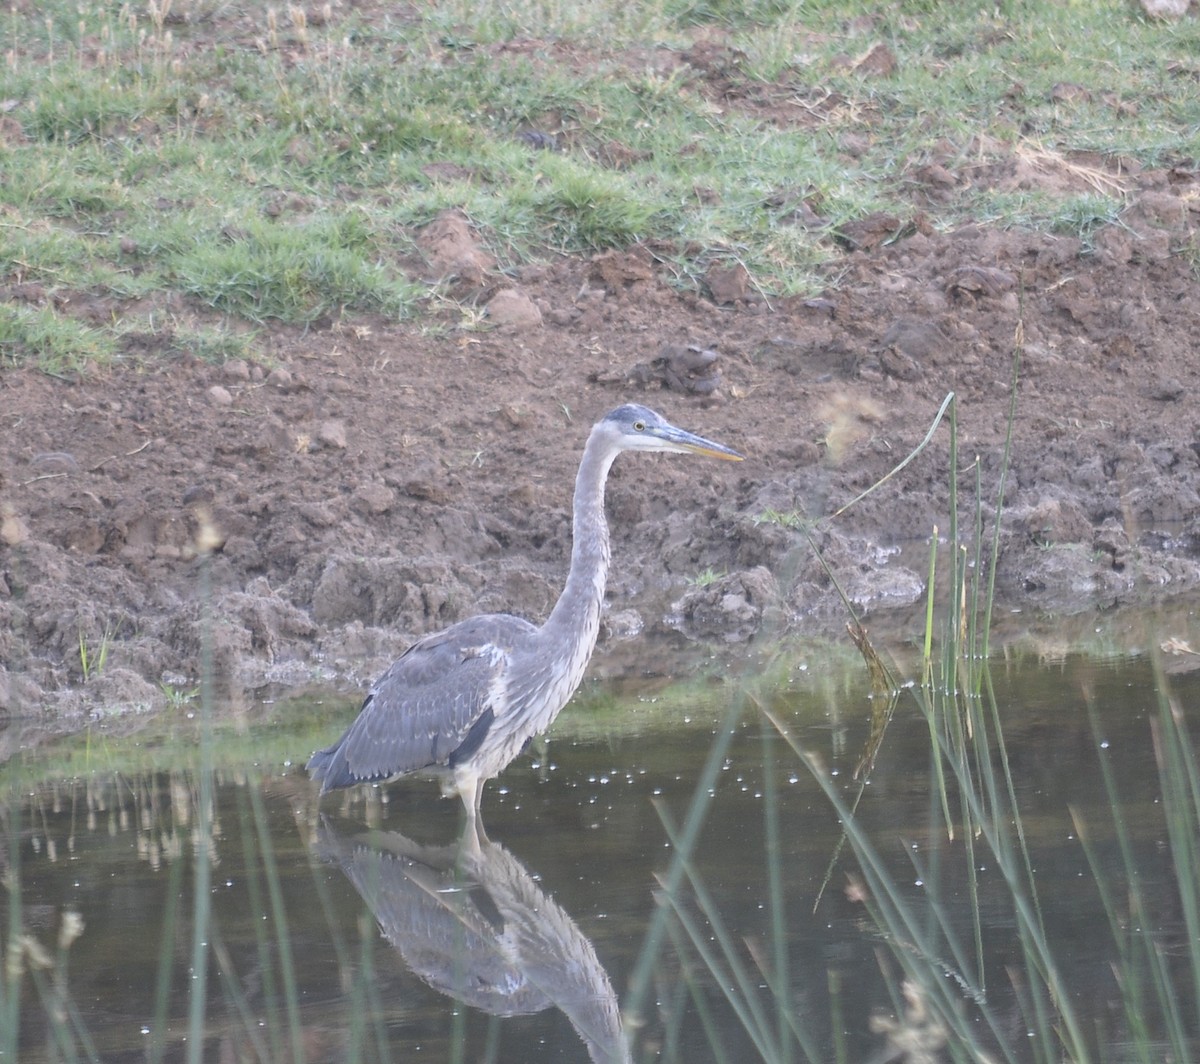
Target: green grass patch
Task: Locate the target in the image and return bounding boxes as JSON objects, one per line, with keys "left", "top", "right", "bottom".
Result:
{"left": 0, "top": 302, "right": 118, "bottom": 373}
{"left": 4, "top": 0, "right": 1200, "bottom": 370}
{"left": 169, "top": 212, "right": 421, "bottom": 324}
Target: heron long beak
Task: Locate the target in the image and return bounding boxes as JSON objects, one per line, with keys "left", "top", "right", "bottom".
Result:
{"left": 658, "top": 424, "right": 744, "bottom": 461}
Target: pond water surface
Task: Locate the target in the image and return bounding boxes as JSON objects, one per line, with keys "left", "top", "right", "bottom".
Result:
{"left": 4, "top": 610, "right": 1200, "bottom": 1063}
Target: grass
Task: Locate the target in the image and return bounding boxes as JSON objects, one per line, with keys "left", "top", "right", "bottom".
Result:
{"left": 76, "top": 625, "right": 113, "bottom": 682}
{"left": 4, "top": 0, "right": 1200, "bottom": 368}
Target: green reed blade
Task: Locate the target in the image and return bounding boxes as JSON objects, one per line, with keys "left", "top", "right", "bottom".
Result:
{"left": 248, "top": 785, "right": 305, "bottom": 1064}
{"left": 981, "top": 313, "right": 1023, "bottom": 663}
{"left": 761, "top": 726, "right": 792, "bottom": 1064}
{"left": 623, "top": 691, "right": 745, "bottom": 1031}
{"left": 655, "top": 800, "right": 782, "bottom": 1059}
{"left": 654, "top": 868, "right": 779, "bottom": 1063}
{"left": 149, "top": 845, "right": 185, "bottom": 1064}
{"left": 663, "top": 915, "right": 735, "bottom": 1064}
{"left": 186, "top": 555, "right": 215, "bottom": 1064}
{"left": 210, "top": 929, "right": 273, "bottom": 1062}
{"left": 831, "top": 392, "right": 955, "bottom": 519}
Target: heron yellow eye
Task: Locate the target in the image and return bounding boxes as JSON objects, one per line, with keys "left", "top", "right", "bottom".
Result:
{"left": 633, "top": 420, "right": 646, "bottom": 432}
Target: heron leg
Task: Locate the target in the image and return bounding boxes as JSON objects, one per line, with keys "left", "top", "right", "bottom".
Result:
{"left": 456, "top": 776, "right": 490, "bottom": 844}
{"left": 458, "top": 812, "right": 484, "bottom": 859}
{"left": 471, "top": 778, "right": 490, "bottom": 844}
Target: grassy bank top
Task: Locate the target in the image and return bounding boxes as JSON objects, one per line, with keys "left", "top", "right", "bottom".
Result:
{"left": 3, "top": 0, "right": 1198, "bottom": 371}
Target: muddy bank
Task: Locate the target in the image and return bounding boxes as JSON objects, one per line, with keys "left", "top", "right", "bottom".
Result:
{"left": 3, "top": 175, "right": 1200, "bottom": 723}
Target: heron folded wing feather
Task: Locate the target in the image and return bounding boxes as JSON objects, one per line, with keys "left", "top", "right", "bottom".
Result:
{"left": 333, "top": 614, "right": 535, "bottom": 784}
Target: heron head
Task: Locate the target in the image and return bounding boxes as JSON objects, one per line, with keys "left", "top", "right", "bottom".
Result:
{"left": 599, "top": 404, "right": 743, "bottom": 461}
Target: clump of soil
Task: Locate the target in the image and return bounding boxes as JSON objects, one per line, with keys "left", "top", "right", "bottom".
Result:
{"left": 4, "top": 172, "right": 1200, "bottom": 723}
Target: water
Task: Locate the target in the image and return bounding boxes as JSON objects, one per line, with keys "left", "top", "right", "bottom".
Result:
{"left": 4, "top": 634, "right": 1200, "bottom": 1062}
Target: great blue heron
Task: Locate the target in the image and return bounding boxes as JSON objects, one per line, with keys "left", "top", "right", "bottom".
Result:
{"left": 307, "top": 404, "right": 743, "bottom": 823}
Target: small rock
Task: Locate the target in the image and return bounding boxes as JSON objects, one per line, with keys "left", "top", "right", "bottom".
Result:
{"left": 835, "top": 212, "right": 904, "bottom": 251}
{"left": 1146, "top": 377, "right": 1185, "bottom": 401}
{"left": 879, "top": 346, "right": 922, "bottom": 381}
{"left": 298, "top": 502, "right": 339, "bottom": 528}
{"left": 353, "top": 481, "right": 394, "bottom": 514}
{"left": 0, "top": 506, "right": 28, "bottom": 546}
{"left": 404, "top": 479, "right": 452, "bottom": 504}
{"left": 604, "top": 609, "right": 644, "bottom": 639}
{"left": 588, "top": 249, "right": 654, "bottom": 291}
{"left": 945, "top": 266, "right": 1016, "bottom": 298}
{"left": 208, "top": 385, "right": 233, "bottom": 406}
{"left": 417, "top": 208, "right": 497, "bottom": 283}
{"left": 705, "top": 262, "right": 750, "bottom": 304}
{"left": 655, "top": 344, "right": 723, "bottom": 394}
{"left": 1141, "top": 0, "right": 1189, "bottom": 19}
{"left": 318, "top": 420, "right": 348, "bottom": 449}
{"left": 485, "top": 288, "right": 543, "bottom": 329}
{"left": 182, "top": 484, "right": 215, "bottom": 506}
{"left": 880, "top": 318, "right": 950, "bottom": 362}
{"left": 1022, "top": 497, "right": 1092, "bottom": 546}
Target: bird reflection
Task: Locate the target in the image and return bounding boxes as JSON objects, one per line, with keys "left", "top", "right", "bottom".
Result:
{"left": 314, "top": 819, "right": 631, "bottom": 1064}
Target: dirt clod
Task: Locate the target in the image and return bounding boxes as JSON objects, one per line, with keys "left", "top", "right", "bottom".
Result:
{"left": 4, "top": 175, "right": 1200, "bottom": 721}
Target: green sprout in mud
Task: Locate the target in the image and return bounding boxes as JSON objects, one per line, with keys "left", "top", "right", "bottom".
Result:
{"left": 755, "top": 507, "right": 807, "bottom": 530}
{"left": 159, "top": 683, "right": 201, "bottom": 709}
{"left": 689, "top": 566, "right": 725, "bottom": 588}
{"left": 77, "top": 627, "right": 113, "bottom": 682}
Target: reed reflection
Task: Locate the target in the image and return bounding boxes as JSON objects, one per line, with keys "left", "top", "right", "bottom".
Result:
{"left": 315, "top": 818, "right": 631, "bottom": 1064}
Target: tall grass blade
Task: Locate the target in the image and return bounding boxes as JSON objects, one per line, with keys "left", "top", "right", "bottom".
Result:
{"left": 247, "top": 785, "right": 305, "bottom": 1063}
{"left": 771, "top": 724, "right": 1012, "bottom": 1061}
{"left": 210, "top": 930, "right": 274, "bottom": 1062}
{"left": 761, "top": 724, "right": 791, "bottom": 1064}
{"left": 1148, "top": 652, "right": 1200, "bottom": 1037}
{"left": 149, "top": 845, "right": 186, "bottom": 1064}
{"left": 663, "top": 916, "right": 735, "bottom": 1064}
{"left": 830, "top": 392, "right": 955, "bottom": 518}
{"left": 623, "top": 691, "right": 745, "bottom": 1032}
{"left": 653, "top": 801, "right": 782, "bottom": 1060}
{"left": 2, "top": 802, "right": 24, "bottom": 1061}
{"left": 186, "top": 530, "right": 218, "bottom": 1064}
{"left": 980, "top": 306, "right": 1023, "bottom": 663}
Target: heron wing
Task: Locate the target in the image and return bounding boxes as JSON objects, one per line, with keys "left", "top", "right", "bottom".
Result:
{"left": 314, "top": 614, "right": 536, "bottom": 786}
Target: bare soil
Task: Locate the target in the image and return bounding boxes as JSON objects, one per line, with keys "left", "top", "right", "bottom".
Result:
{"left": 4, "top": 41, "right": 1200, "bottom": 725}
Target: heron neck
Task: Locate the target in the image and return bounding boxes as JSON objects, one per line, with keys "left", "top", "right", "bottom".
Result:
{"left": 540, "top": 431, "right": 614, "bottom": 647}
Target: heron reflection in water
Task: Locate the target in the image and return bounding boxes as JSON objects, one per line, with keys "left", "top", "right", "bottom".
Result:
{"left": 308, "top": 405, "right": 742, "bottom": 824}
{"left": 315, "top": 819, "right": 632, "bottom": 1064}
